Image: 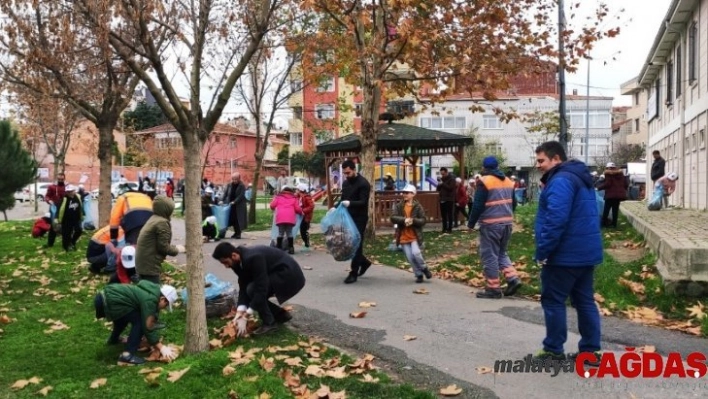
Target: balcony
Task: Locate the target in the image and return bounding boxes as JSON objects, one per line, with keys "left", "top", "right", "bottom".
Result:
{"left": 288, "top": 118, "right": 303, "bottom": 133}
{"left": 288, "top": 91, "right": 303, "bottom": 107}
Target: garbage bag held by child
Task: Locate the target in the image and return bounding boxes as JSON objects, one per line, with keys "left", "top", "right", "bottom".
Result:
{"left": 210, "top": 204, "right": 231, "bottom": 238}
{"left": 648, "top": 184, "right": 664, "bottom": 211}
{"left": 270, "top": 211, "right": 303, "bottom": 240}
{"left": 320, "top": 204, "right": 361, "bottom": 261}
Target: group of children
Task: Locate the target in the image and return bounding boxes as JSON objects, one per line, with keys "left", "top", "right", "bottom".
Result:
{"left": 32, "top": 184, "right": 86, "bottom": 251}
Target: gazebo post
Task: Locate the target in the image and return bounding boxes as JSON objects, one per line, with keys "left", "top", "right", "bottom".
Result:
{"left": 457, "top": 146, "right": 466, "bottom": 180}
{"left": 326, "top": 156, "right": 333, "bottom": 209}
{"left": 406, "top": 155, "right": 419, "bottom": 187}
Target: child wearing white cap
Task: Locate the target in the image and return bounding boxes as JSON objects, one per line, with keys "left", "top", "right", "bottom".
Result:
{"left": 390, "top": 184, "right": 433, "bottom": 283}
{"left": 94, "top": 280, "right": 178, "bottom": 365}
{"left": 202, "top": 215, "right": 220, "bottom": 242}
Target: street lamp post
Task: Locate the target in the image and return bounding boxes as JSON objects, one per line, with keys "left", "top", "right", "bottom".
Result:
{"left": 558, "top": 0, "right": 568, "bottom": 151}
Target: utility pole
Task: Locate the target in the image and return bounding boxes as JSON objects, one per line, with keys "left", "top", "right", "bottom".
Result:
{"left": 584, "top": 57, "right": 590, "bottom": 164}
{"left": 558, "top": 0, "right": 568, "bottom": 151}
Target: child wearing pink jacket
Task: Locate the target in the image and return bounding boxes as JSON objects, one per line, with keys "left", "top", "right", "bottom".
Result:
{"left": 270, "top": 186, "right": 303, "bottom": 254}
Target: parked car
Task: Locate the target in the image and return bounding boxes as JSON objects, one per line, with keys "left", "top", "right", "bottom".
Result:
{"left": 91, "top": 181, "right": 139, "bottom": 200}
{"left": 26, "top": 183, "right": 52, "bottom": 202}
{"left": 14, "top": 187, "right": 31, "bottom": 202}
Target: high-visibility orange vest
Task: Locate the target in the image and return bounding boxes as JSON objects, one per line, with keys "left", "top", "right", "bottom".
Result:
{"left": 479, "top": 175, "right": 514, "bottom": 225}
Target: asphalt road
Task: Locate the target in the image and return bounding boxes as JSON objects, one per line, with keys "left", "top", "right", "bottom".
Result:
{"left": 8, "top": 201, "right": 708, "bottom": 398}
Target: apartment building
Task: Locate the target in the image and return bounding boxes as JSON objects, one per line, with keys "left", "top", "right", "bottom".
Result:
{"left": 638, "top": 0, "right": 708, "bottom": 209}
{"left": 619, "top": 76, "right": 649, "bottom": 147}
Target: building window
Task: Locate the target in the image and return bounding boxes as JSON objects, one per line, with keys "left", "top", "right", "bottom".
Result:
{"left": 421, "top": 116, "right": 466, "bottom": 129}
{"left": 666, "top": 61, "right": 673, "bottom": 104}
{"left": 692, "top": 132, "right": 697, "bottom": 151}
{"left": 315, "top": 104, "right": 335, "bottom": 119}
{"left": 701, "top": 129, "right": 706, "bottom": 148}
{"left": 685, "top": 137, "right": 690, "bottom": 154}
{"left": 154, "top": 133, "right": 181, "bottom": 149}
{"left": 634, "top": 92, "right": 639, "bottom": 105}
{"left": 484, "top": 142, "right": 502, "bottom": 153}
{"left": 567, "top": 113, "right": 585, "bottom": 129}
{"left": 314, "top": 50, "right": 335, "bottom": 65}
{"left": 673, "top": 142, "right": 677, "bottom": 158}
{"left": 290, "top": 132, "right": 303, "bottom": 146}
{"left": 689, "top": 22, "right": 697, "bottom": 82}
{"left": 230, "top": 137, "right": 237, "bottom": 149}
{"left": 290, "top": 79, "right": 303, "bottom": 92}
{"left": 314, "top": 130, "right": 333, "bottom": 145}
{"left": 354, "top": 103, "right": 362, "bottom": 117}
{"left": 634, "top": 118, "right": 639, "bottom": 133}
{"left": 316, "top": 76, "right": 335, "bottom": 92}
{"left": 587, "top": 112, "right": 610, "bottom": 128}
{"left": 676, "top": 46, "right": 682, "bottom": 98}
{"left": 293, "top": 106, "right": 302, "bottom": 120}
{"left": 386, "top": 100, "right": 415, "bottom": 115}
{"left": 482, "top": 115, "right": 502, "bottom": 129}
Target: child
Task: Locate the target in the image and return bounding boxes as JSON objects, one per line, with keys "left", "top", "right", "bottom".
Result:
{"left": 32, "top": 212, "right": 53, "bottom": 238}
{"left": 201, "top": 187, "right": 214, "bottom": 221}
{"left": 269, "top": 186, "right": 303, "bottom": 254}
{"left": 56, "top": 185, "right": 84, "bottom": 252}
{"left": 202, "top": 215, "right": 219, "bottom": 242}
{"left": 108, "top": 245, "right": 139, "bottom": 284}
{"left": 297, "top": 184, "right": 314, "bottom": 250}
{"left": 390, "top": 184, "right": 433, "bottom": 283}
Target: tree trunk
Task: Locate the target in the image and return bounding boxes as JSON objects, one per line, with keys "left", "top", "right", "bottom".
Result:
{"left": 2, "top": 211, "right": 7, "bottom": 221}
{"left": 97, "top": 125, "right": 115, "bottom": 227}
{"left": 249, "top": 154, "right": 264, "bottom": 224}
{"left": 182, "top": 131, "right": 209, "bottom": 354}
{"left": 360, "top": 84, "right": 382, "bottom": 241}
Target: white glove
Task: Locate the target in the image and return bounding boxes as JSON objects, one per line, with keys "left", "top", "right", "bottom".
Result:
{"left": 234, "top": 316, "right": 248, "bottom": 337}
{"left": 159, "top": 345, "right": 177, "bottom": 360}
{"left": 341, "top": 200, "right": 350, "bottom": 208}
{"left": 404, "top": 218, "right": 413, "bottom": 227}
{"left": 175, "top": 245, "right": 186, "bottom": 253}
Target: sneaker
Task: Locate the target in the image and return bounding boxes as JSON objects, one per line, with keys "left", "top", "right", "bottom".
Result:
{"left": 415, "top": 275, "right": 424, "bottom": 283}
{"left": 288, "top": 247, "right": 295, "bottom": 255}
{"left": 422, "top": 268, "right": 433, "bottom": 279}
{"left": 276, "top": 312, "right": 293, "bottom": 324}
{"left": 475, "top": 289, "right": 502, "bottom": 299}
{"left": 358, "top": 260, "right": 372, "bottom": 276}
{"left": 533, "top": 349, "right": 566, "bottom": 362}
{"left": 503, "top": 279, "right": 523, "bottom": 296}
{"left": 568, "top": 351, "right": 602, "bottom": 367}
{"left": 253, "top": 324, "right": 278, "bottom": 335}
{"left": 117, "top": 352, "right": 145, "bottom": 366}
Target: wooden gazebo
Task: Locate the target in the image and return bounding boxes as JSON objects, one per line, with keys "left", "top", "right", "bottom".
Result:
{"left": 316, "top": 121, "right": 473, "bottom": 225}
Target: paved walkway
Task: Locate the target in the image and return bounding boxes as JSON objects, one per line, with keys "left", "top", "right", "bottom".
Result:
{"left": 167, "top": 218, "right": 708, "bottom": 399}
{"left": 621, "top": 201, "right": 708, "bottom": 296}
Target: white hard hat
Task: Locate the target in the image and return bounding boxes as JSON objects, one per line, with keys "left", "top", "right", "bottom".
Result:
{"left": 606, "top": 162, "right": 616, "bottom": 168}
{"left": 402, "top": 184, "right": 417, "bottom": 194}
{"left": 120, "top": 246, "right": 136, "bottom": 269}
{"left": 160, "top": 284, "right": 178, "bottom": 312}
{"left": 667, "top": 172, "right": 678, "bottom": 181}
{"left": 297, "top": 183, "right": 308, "bottom": 192}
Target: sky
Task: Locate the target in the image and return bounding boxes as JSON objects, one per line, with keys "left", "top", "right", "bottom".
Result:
{"left": 564, "top": 0, "right": 672, "bottom": 106}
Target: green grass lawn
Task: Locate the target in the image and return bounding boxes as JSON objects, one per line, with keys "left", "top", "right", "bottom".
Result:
{"left": 341, "top": 205, "right": 708, "bottom": 337}
{"left": 0, "top": 221, "right": 434, "bottom": 398}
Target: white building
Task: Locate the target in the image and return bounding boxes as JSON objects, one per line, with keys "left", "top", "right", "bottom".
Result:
{"left": 414, "top": 94, "right": 613, "bottom": 183}
{"left": 638, "top": 0, "right": 708, "bottom": 209}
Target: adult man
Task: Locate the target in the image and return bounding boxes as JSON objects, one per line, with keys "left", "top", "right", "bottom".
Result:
{"left": 650, "top": 150, "right": 665, "bottom": 184}
{"left": 533, "top": 141, "right": 603, "bottom": 362}
{"left": 221, "top": 172, "right": 248, "bottom": 239}
{"left": 135, "top": 195, "right": 184, "bottom": 284}
{"left": 44, "top": 172, "right": 66, "bottom": 248}
{"left": 467, "top": 156, "right": 521, "bottom": 299}
{"left": 94, "top": 280, "right": 178, "bottom": 365}
{"left": 110, "top": 179, "right": 153, "bottom": 245}
{"left": 339, "top": 160, "right": 373, "bottom": 284}
{"left": 212, "top": 243, "right": 305, "bottom": 336}
{"left": 86, "top": 225, "right": 125, "bottom": 274}
{"left": 276, "top": 170, "right": 288, "bottom": 194}
{"left": 436, "top": 167, "right": 457, "bottom": 233}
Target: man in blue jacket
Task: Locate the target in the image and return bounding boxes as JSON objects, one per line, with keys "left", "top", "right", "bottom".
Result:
{"left": 533, "top": 141, "right": 603, "bottom": 364}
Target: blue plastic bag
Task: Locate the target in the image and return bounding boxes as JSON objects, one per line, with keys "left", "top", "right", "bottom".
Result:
{"left": 181, "top": 273, "right": 233, "bottom": 302}
{"left": 210, "top": 204, "right": 231, "bottom": 238}
{"left": 104, "top": 237, "right": 126, "bottom": 273}
{"left": 270, "top": 211, "right": 303, "bottom": 240}
{"left": 514, "top": 188, "right": 526, "bottom": 205}
{"left": 320, "top": 204, "right": 361, "bottom": 261}
{"left": 648, "top": 184, "right": 664, "bottom": 211}
{"left": 82, "top": 198, "right": 96, "bottom": 230}
{"left": 595, "top": 190, "right": 605, "bottom": 219}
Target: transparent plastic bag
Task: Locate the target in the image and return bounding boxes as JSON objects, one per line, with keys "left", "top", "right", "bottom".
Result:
{"left": 82, "top": 198, "right": 96, "bottom": 230}
{"left": 648, "top": 184, "right": 664, "bottom": 211}
{"left": 320, "top": 204, "right": 361, "bottom": 261}
{"left": 181, "top": 273, "right": 233, "bottom": 302}
{"left": 210, "top": 204, "right": 231, "bottom": 238}
{"left": 595, "top": 191, "right": 605, "bottom": 218}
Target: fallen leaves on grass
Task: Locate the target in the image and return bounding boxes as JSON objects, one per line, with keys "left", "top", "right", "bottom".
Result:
{"left": 413, "top": 288, "right": 429, "bottom": 295}
{"left": 209, "top": 338, "right": 223, "bottom": 349}
{"left": 145, "top": 344, "right": 182, "bottom": 363}
{"left": 403, "top": 335, "right": 417, "bottom": 341}
{"left": 279, "top": 368, "right": 301, "bottom": 388}
{"left": 686, "top": 301, "right": 705, "bottom": 320}
{"left": 36, "top": 386, "right": 52, "bottom": 396}
{"left": 11, "top": 377, "right": 42, "bottom": 390}
{"left": 313, "top": 384, "right": 346, "bottom": 399}
{"left": 223, "top": 365, "right": 236, "bottom": 376}
{"left": 357, "top": 301, "right": 376, "bottom": 308}
{"left": 623, "top": 306, "right": 663, "bottom": 325}
{"left": 42, "top": 319, "right": 70, "bottom": 334}
{"left": 259, "top": 355, "right": 276, "bottom": 372}
{"left": 284, "top": 356, "right": 304, "bottom": 367}
{"left": 305, "top": 364, "right": 326, "bottom": 377}
{"left": 476, "top": 366, "right": 493, "bottom": 374}
{"left": 166, "top": 367, "right": 190, "bottom": 383}
{"left": 440, "top": 384, "right": 463, "bottom": 396}
{"left": 0, "top": 314, "right": 10, "bottom": 324}
{"left": 618, "top": 277, "right": 645, "bottom": 296}
{"left": 359, "top": 374, "right": 379, "bottom": 383}
{"left": 90, "top": 378, "right": 107, "bottom": 389}
{"left": 349, "top": 311, "right": 367, "bottom": 318}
